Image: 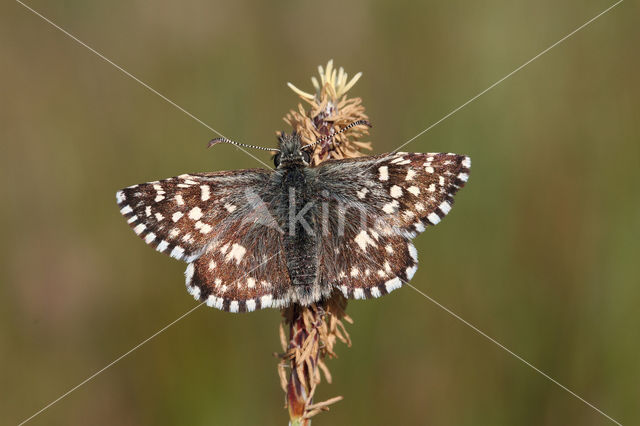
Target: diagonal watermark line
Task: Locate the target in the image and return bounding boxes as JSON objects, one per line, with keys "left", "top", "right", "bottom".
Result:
{"left": 17, "top": 252, "right": 281, "bottom": 425}
{"left": 391, "top": 0, "right": 624, "bottom": 154}
{"left": 16, "top": 0, "right": 272, "bottom": 170}
{"left": 402, "top": 281, "right": 623, "bottom": 425}
{"left": 362, "top": 255, "right": 622, "bottom": 424}
{"left": 18, "top": 302, "right": 204, "bottom": 425}
{"left": 15, "top": 0, "right": 625, "bottom": 424}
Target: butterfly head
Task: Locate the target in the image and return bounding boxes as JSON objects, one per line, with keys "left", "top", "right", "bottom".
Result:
{"left": 273, "top": 132, "right": 311, "bottom": 168}
{"left": 208, "top": 120, "right": 371, "bottom": 169}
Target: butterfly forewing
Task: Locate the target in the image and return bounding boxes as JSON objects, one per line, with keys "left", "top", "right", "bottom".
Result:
{"left": 116, "top": 170, "right": 271, "bottom": 261}
{"left": 315, "top": 152, "right": 470, "bottom": 299}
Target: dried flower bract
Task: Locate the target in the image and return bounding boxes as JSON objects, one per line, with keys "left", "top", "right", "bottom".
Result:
{"left": 285, "top": 59, "right": 372, "bottom": 165}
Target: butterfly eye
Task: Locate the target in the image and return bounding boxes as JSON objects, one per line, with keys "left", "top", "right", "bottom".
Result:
{"left": 301, "top": 150, "right": 311, "bottom": 164}
{"left": 273, "top": 153, "right": 281, "bottom": 168}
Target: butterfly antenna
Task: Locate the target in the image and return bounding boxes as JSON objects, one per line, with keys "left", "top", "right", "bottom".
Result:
{"left": 301, "top": 120, "right": 372, "bottom": 150}
{"left": 208, "top": 137, "right": 280, "bottom": 152}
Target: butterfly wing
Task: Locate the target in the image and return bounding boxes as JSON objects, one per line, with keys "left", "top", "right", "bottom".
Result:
{"left": 116, "top": 170, "right": 292, "bottom": 312}
{"left": 315, "top": 152, "right": 470, "bottom": 299}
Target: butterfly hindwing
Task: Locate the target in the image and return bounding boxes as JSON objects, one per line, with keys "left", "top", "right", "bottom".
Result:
{"left": 315, "top": 152, "right": 470, "bottom": 299}
{"left": 185, "top": 226, "right": 292, "bottom": 312}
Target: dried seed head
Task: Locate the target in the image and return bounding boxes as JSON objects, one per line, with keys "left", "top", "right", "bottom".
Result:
{"left": 285, "top": 59, "right": 372, "bottom": 165}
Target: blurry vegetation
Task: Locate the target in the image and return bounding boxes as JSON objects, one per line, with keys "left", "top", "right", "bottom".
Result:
{"left": 1, "top": 1, "right": 638, "bottom": 425}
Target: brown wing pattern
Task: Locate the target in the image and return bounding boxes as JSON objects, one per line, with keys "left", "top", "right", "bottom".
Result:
{"left": 316, "top": 152, "right": 470, "bottom": 299}
{"left": 117, "top": 169, "right": 294, "bottom": 312}
{"left": 116, "top": 170, "right": 271, "bottom": 262}
{"left": 184, "top": 224, "right": 292, "bottom": 312}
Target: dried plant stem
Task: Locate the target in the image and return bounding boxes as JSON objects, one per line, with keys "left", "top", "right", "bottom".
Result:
{"left": 279, "top": 296, "right": 352, "bottom": 425}
{"left": 277, "top": 60, "right": 368, "bottom": 424}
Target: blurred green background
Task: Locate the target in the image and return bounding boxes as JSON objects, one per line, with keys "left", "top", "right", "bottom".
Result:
{"left": 1, "top": 0, "right": 638, "bottom": 425}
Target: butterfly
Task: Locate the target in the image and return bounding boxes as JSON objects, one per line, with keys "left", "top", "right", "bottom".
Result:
{"left": 116, "top": 123, "right": 470, "bottom": 313}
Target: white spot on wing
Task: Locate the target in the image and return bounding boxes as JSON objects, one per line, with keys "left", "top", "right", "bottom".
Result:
{"left": 261, "top": 294, "right": 273, "bottom": 308}
{"left": 172, "top": 211, "right": 184, "bottom": 222}
{"left": 371, "top": 287, "right": 381, "bottom": 298}
{"left": 405, "top": 169, "right": 416, "bottom": 180}
{"left": 206, "top": 295, "right": 216, "bottom": 307}
{"left": 458, "top": 172, "right": 469, "bottom": 182}
{"left": 214, "top": 297, "right": 224, "bottom": 309}
{"left": 200, "top": 185, "right": 211, "bottom": 201}
{"left": 120, "top": 205, "right": 132, "bottom": 215}
{"left": 156, "top": 240, "right": 169, "bottom": 252}
{"left": 354, "top": 230, "right": 377, "bottom": 251}
{"left": 175, "top": 195, "right": 184, "bottom": 205}
{"left": 133, "top": 223, "right": 146, "bottom": 235}
{"left": 246, "top": 299, "right": 256, "bottom": 312}
{"left": 187, "top": 285, "right": 200, "bottom": 300}
{"left": 195, "top": 221, "right": 212, "bottom": 234}
{"left": 144, "top": 232, "right": 156, "bottom": 244}
{"left": 226, "top": 243, "right": 246, "bottom": 264}
{"left": 378, "top": 166, "right": 389, "bottom": 181}
{"left": 382, "top": 200, "right": 399, "bottom": 214}
{"left": 188, "top": 207, "right": 203, "bottom": 220}
{"left": 462, "top": 157, "right": 471, "bottom": 168}
{"left": 224, "top": 203, "right": 237, "bottom": 213}
{"left": 170, "top": 245, "right": 185, "bottom": 259}
{"left": 353, "top": 288, "right": 365, "bottom": 299}
{"left": 439, "top": 201, "right": 452, "bottom": 215}
{"left": 408, "top": 243, "right": 418, "bottom": 261}
{"left": 155, "top": 212, "right": 165, "bottom": 221}
{"left": 385, "top": 277, "right": 402, "bottom": 293}
{"left": 390, "top": 185, "right": 403, "bottom": 198}
{"left": 427, "top": 212, "right": 441, "bottom": 225}
{"left": 407, "top": 186, "right": 420, "bottom": 196}
{"left": 116, "top": 191, "right": 125, "bottom": 203}
{"left": 229, "top": 301, "right": 239, "bottom": 313}
{"left": 406, "top": 265, "right": 418, "bottom": 280}
{"left": 185, "top": 263, "right": 195, "bottom": 284}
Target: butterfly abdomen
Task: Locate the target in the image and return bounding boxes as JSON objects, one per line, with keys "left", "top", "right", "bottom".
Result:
{"left": 277, "top": 165, "right": 324, "bottom": 305}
